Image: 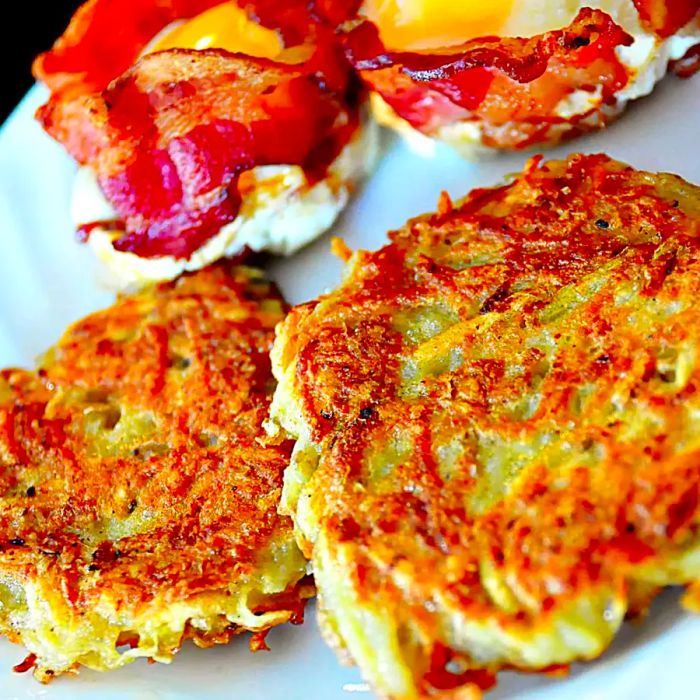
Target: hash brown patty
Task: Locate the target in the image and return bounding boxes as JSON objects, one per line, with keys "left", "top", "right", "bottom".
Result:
{"left": 0, "top": 264, "right": 310, "bottom": 681}
{"left": 269, "top": 154, "right": 700, "bottom": 698}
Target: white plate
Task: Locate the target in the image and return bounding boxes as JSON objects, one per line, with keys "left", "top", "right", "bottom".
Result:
{"left": 1, "top": 78, "right": 699, "bottom": 700}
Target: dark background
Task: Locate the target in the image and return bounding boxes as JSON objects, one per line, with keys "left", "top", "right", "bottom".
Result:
{"left": 3, "top": 4, "right": 77, "bottom": 122}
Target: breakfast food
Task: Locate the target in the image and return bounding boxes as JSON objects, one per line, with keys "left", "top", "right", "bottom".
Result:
{"left": 269, "top": 154, "right": 700, "bottom": 697}
{"left": 343, "top": 1, "right": 700, "bottom": 155}
{"left": 0, "top": 263, "right": 310, "bottom": 681}
{"left": 33, "top": 0, "right": 378, "bottom": 287}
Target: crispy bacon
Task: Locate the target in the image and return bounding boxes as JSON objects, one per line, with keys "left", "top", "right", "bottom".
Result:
{"left": 672, "top": 43, "right": 700, "bottom": 77}
{"left": 33, "top": 0, "right": 360, "bottom": 260}
{"left": 32, "top": 0, "right": 224, "bottom": 94}
{"left": 32, "top": 0, "right": 358, "bottom": 96}
{"left": 12, "top": 653, "right": 37, "bottom": 674}
{"left": 38, "top": 49, "right": 354, "bottom": 259}
{"left": 235, "top": 0, "right": 359, "bottom": 91}
{"left": 308, "top": 0, "right": 361, "bottom": 27}
{"left": 632, "top": 0, "right": 699, "bottom": 38}
{"left": 345, "top": 8, "right": 633, "bottom": 147}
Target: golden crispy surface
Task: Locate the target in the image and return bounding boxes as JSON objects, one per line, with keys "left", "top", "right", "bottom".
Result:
{"left": 0, "top": 264, "right": 309, "bottom": 681}
{"left": 270, "top": 154, "right": 700, "bottom": 698}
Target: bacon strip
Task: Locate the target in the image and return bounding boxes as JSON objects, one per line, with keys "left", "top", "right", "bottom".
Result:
{"left": 32, "top": 0, "right": 224, "bottom": 95}
{"left": 38, "top": 49, "right": 354, "bottom": 259}
{"left": 345, "top": 8, "right": 633, "bottom": 147}
{"left": 32, "top": 0, "right": 360, "bottom": 96}
{"left": 632, "top": 0, "right": 699, "bottom": 38}
{"left": 33, "top": 0, "right": 360, "bottom": 261}
{"left": 672, "top": 43, "right": 700, "bottom": 77}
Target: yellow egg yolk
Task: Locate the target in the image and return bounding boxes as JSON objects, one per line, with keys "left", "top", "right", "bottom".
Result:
{"left": 363, "top": 0, "right": 515, "bottom": 50}
{"left": 149, "top": 2, "right": 283, "bottom": 58}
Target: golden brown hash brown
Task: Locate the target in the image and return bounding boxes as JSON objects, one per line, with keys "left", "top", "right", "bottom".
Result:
{"left": 269, "top": 154, "right": 700, "bottom": 699}
{"left": 0, "top": 264, "right": 310, "bottom": 681}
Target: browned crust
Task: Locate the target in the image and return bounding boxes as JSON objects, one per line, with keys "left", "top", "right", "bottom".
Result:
{"left": 0, "top": 263, "right": 308, "bottom": 678}
{"left": 275, "top": 154, "right": 700, "bottom": 696}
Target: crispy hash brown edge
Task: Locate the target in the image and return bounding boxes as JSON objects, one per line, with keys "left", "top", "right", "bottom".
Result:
{"left": 268, "top": 154, "right": 700, "bottom": 698}
{"left": 0, "top": 264, "right": 310, "bottom": 681}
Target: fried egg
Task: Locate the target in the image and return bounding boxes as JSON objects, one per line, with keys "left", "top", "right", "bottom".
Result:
{"left": 356, "top": 0, "right": 700, "bottom": 155}
{"left": 364, "top": 0, "right": 640, "bottom": 50}
{"left": 38, "top": 1, "right": 378, "bottom": 288}
{"left": 147, "top": 2, "right": 284, "bottom": 57}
